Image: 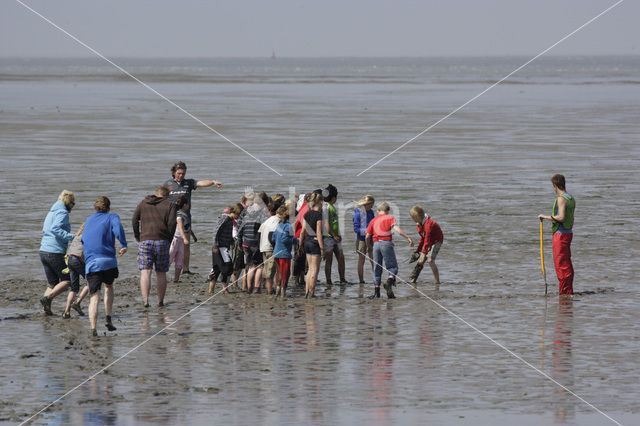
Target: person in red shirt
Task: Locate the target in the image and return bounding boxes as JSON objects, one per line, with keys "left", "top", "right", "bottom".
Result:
{"left": 409, "top": 205, "right": 443, "bottom": 285}
{"left": 365, "top": 202, "right": 413, "bottom": 298}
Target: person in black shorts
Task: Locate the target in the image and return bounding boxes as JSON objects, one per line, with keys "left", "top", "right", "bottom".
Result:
{"left": 82, "top": 197, "right": 128, "bottom": 337}
{"left": 38, "top": 190, "right": 76, "bottom": 316}
{"left": 299, "top": 192, "right": 325, "bottom": 298}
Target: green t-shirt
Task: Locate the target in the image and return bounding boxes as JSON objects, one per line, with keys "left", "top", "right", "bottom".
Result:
{"left": 328, "top": 203, "right": 339, "bottom": 236}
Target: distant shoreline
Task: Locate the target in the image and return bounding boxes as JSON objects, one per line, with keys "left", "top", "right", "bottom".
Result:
{"left": 2, "top": 54, "right": 640, "bottom": 61}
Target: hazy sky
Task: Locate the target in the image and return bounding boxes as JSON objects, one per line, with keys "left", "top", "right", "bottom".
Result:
{"left": 1, "top": 0, "right": 638, "bottom": 57}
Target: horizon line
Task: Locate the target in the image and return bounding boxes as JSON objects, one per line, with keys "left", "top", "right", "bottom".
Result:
{"left": 1, "top": 53, "right": 639, "bottom": 60}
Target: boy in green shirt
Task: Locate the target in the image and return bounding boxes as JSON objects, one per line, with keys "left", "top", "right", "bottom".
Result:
{"left": 322, "top": 184, "right": 347, "bottom": 284}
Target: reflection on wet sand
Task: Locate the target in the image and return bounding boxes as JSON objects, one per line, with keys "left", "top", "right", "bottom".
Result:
{"left": 367, "top": 305, "right": 396, "bottom": 424}
{"left": 552, "top": 296, "right": 574, "bottom": 423}
{"left": 5, "top": 278, "right": 637, "bottom": 424}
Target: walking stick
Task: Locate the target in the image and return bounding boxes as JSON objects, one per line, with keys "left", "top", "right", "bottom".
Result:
{"left": 539, "top": 219, "right": 547, "bottom": 296}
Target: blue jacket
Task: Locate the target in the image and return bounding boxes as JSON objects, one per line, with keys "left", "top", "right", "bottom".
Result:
{"left": 353, "top": 208, "right": 375, "bottom": 241}
{"left": 271, "top": 222, "right": 294, "bottom": 259}
{"left": 40, "top": 200, "right": 74, "bottom": 254}
{"left": 82, "top": 212, "right": 128, "bottom": 274}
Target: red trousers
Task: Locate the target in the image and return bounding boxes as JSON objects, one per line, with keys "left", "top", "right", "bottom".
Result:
{"left": 552, "top": 233, "right": 574, "bottom": 295}
{"left": 275, "top": 258, "right": 291, "bottom": 288}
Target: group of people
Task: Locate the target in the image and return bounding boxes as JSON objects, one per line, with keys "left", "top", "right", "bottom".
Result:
{"left": 38, "top": 193, "right": 127, "bottom": 336}
{"left": 37, "top": 162, "right": 221, "bottom": 336}
{"left": 38, "top": 161, "right": 575, "bottom": 336}
{"left": 202, "top": 184, "right": 445, "bottom": 301}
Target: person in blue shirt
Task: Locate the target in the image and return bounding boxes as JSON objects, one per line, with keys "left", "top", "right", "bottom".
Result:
{"left": 353, "top": 194, "right": 375, "bottom": 284}
{"left": 39, "top": 190, "right": 76, "bottom": 316}
{"left": 82, "top": 196, "right": 127, "bottom": 337}
{"left": 271, "top": 204, "right": 296, "bottom": 299}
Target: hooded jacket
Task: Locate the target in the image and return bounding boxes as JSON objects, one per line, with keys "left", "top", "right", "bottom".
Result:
{"left": 40, "top": 200, "right": 74, "bottom": 253}
{"left": 132, "top": 195, "right": 177, "bottom": 242}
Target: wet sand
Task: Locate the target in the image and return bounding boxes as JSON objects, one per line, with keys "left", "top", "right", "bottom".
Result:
{"left": 1, "top": 274, "right": 638, "bottom": 425}
{"left": 2, "top": 57, "right": 640, "bottom": 424}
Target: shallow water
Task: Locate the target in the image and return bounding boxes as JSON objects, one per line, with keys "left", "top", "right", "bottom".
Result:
{"left": 1, "top": 57, "right": 639, "bottom": 424}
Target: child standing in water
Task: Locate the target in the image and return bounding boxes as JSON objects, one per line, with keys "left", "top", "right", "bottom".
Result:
{"left": 299, "top": 192, "right": 324, "bottom": 298}
{"left": 271, "top": 204, "right": 295, "bottom": 299}
{"left": 63, "top": 223, "right": 89, "bottom": 318}
{"left": 409, "top": 206, "right": 443, "bottom": 285}
{"left": 209, "top": 203, "right": 243, "bottom": 294}
{"left": 353, "top": 194, "right": 375, "bottom": 284}
{"left": 366, "top": 202, "right": 413, "bottom": 299}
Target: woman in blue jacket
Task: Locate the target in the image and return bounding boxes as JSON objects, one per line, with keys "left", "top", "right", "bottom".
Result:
{"left": 39, "top": 190, "right": 76, "bottom": 316}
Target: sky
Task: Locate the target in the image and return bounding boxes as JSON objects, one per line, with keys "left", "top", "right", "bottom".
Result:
{"left": 1, "top": 0, "right": 638, "bottom": 58}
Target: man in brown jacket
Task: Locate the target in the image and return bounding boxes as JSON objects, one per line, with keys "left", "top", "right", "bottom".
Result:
{"left": 132, "top": 186, "right": 179, "bottom": 307}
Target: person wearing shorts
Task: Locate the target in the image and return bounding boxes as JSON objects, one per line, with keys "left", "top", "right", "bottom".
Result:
{"left": 62, "top": 223, "right": 90, "bottom": 318}
{"left": 322, "top": 184, "right": 346, "bottom": 284}
{"left": 299, "top": 192, "right": 325, "bottom": 298}
{"left": 132, "top": 186, "right": 179, "bottom": 308}
{"left": 409, "top": 206, "right": 444, "bottom": 285}
{"left": 238, "top": 192, "right": 269, "bottom": 293}
{"left": 209, "top": 204, "right": 242, "bottom": 295}
{"left": 271, "top": 205, "right": 295, "bottom": 299}
{"left": 39, "top": 190, "right": 76, "bottom": 316}
{"left": 353, "top": 194, "right": 375, "bottom": 284}
{"left": 83, "top": 196, "right": 127, "bottom": 337}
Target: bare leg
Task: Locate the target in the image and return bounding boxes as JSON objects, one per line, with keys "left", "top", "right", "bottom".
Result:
{"left": 140, "top": 269, "right": 152, "bottom": 306}
{"left": 308, "top": 256, "right": 321, "bottom": 296}
{"left": 357, "top": 253, "right": 365, "bottom": 283}
{"left": 266, "top": 277, "right": 273, "bottom": 294}
{"left": 253, "top": 267, "right": 263, "bottom": 292}
{"left": 77, "top": 286, "right": 89, "bottom": 303}
{"left": 104, "top": 284, "right": 113, "bottom": 316}
{"left": 183, "top": 233, "right": 191, "bottom": 271}
{"left": 209, "top": 279, "right": 216, "bottom": 295}
{"left": 246, "top": 266, "right": 256, "bottom": 293}
{"left": 45, "top": 281, "right": 70, "bottom": 300}
{"left": 157, "top": 272, "right": 167, "bottom": 305}
{"left": 367, "top": 247, "right": 374, "bottom": 275}
{"left": 88, "top": 291, "right": 99, "bottom": 331}
{"left": 324, "top": 250, "right": 333, "bottom": 284}
{"left": 429, "top": 260, "right": 440, "bottom": 285}
{"left": 336, "top": 249, "right": 346, "bottom": 282}
{"left": 173, "top": 266, "right": 182, "bottom": 283}
{"left": 64, "top": 291, "right": 77, "bottom": 315}
{"left": 305, "top": 254, "right": 312, "bottom": 295}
